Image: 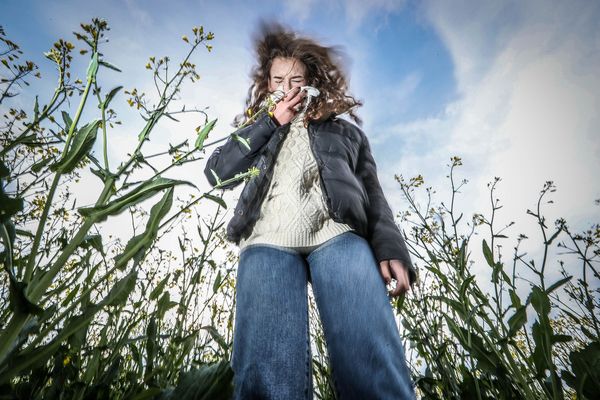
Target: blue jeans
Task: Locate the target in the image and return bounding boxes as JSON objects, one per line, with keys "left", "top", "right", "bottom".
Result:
{"left": 230, "top": 231, "right": 416, "bottom": 399}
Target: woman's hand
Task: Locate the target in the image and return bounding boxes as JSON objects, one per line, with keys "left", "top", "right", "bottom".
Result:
{"left": 379, "top": 259, "right": 411, "bottom": 297}
{"left": 271, "top": 86, "right": 306, "bottom": 125}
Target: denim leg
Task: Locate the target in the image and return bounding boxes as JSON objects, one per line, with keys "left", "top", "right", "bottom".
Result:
{"left": 307, "top": 232, "right": 416, "bottom": 400}
{"left": 231, "top": 244, "right": 313, "bottom": 400}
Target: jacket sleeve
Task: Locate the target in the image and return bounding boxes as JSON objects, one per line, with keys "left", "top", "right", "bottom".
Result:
{"left": 204, "top": 112, "right": 280, "bottom": 190}
{"left": 356, "top": 133, "right": 418, "bottom": 287}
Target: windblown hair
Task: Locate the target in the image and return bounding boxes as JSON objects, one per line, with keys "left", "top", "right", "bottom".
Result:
{"left": 231, "top": 19, "right": 363, "bottom": 128}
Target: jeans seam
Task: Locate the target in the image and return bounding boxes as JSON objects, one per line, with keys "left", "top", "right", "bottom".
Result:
{"left": 306, "top": 294, "right": 312, "bottom": 400}
{"left": 239, "top": 242, "right": 301, "bottom": 257}
{"left": 306, "top": 231, "right": 357, "bottom": 262}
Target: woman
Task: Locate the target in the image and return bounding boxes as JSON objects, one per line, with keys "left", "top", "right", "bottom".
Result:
{"left": 204, "top": 20, "right": 417, "bottom": 400}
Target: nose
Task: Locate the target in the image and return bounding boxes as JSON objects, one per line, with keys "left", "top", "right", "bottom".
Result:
{"left": 282, "top": 84, "right": 295, "bottom": 94}
{"left": 276, "top": 84, "right": 294, "bottom": 98}
{"left": 276, "top": 82, "right": 301, "bottom": 95}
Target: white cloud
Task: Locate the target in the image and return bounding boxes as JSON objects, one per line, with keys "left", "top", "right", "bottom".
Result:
{"left": 281, "top": 0, "right": 320, "bottom": 23}
{"left": 379, "top": 0, "right": 600, "bottom": 288}
{"left": 124, "top": 0, "right": 154, "bottom": 26}
{"left": 281, "top": 0, "right": 407, "bottom": 32}
{"left": 9, "top": 0, "right": 598, "bottom": 290}
{"left": 344, "top": 0, "right": 407, "bottom": 30}
{"left": 362, "top": 71, "right": 423, "bottom": 136}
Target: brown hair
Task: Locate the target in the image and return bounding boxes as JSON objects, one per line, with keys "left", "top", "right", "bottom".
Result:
{"left": 231, "top": 19, "right": 363, "bottom": 128}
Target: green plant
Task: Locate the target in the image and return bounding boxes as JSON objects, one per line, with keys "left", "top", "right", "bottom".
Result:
{"left": 3, "top": 17, "right": 597, "bottom": 400}
{"left": 0, "top": 18, "right": 245, "bottom": 399}
{"left": 394, "top": 157, "right": 599, "bottom": 399}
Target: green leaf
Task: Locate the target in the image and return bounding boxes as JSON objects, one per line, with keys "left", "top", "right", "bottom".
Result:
{"left": 213, "top": 270, "right": 222, "bottom": 294}
{"left": 61, "top": 110, "right": 73, "bottom": 130}
{"left": 482, "top": 239, "right": 494, "bottom": 267}
{"left": 112, "top": 187, "right": 174, "bottom": 270}
{"left": 459, "top": 275, "right": 476, "bottom": 303}
{"left": 445, "top": 316, "right": 500, "bottom": 373}
{"left": 491, "top": 261, "right": 511, "bottom": 285}
{"left": 138, "top": 113, "right": 160, "bottom": 143}
{"left": 0, "top": 190, "right": 23, "bottom": 223}
{"left": 457, "top": 240, "right": 467, "bottom": 275}
{"left": 50, "top": 119, "right": 101, "bottom": 174}
{"left": 564, "top": 341, "right": 600, "bottom": 399}
{"left": 531, "top": 321, "right": 551, "bottom": 375}
{"left": 87, "top": 52, "right": 99, "bottom": 79}
{"left": 204, "top": 193, "right": 227, "bottom": 208}
{"left": 170, "top": 361, "right": 234, "bottom": 400}
{"left": 7, "top": 273, "right": 43, "bottom": 316}
{"left": 581, "top": 326, "right": 596, "bottom": 340}
{"left": 30, "top": 156, "right": 54, "bottom": 173}
{"left": 145, "top": 317, "right": 157, "bottom": 380}
{"left": 78, "top": 177, "right": 191, "bottom": 222}
{"left": 156, "top": 292, "right": 177, "bottom": 319}
{"left": 33, "top": 96, "right": 39, "bottom": 121}
{"left": 82, "top": 348, "right": 101, "bottom": 383}
{"left": 507, "top": 306, "right": 527, "bottom": 337}
{"left": 200, "top": 325, "right": 228, "bottom": 351}
{"left": 0, "top": 303, "right": 101, "bottom": 383}
{"left": 80, "top": 234, "right": 104, "bottom": 255}
{"left": 432, "top": 295, "right": 467, "bottom": 321}
{"left": 60, "top": 284, "right": 80, "bottom": 307}
{"left": 129, "top": 343, "right": 144, "bottom": 381}
{"left": 231, "top": 132, "right": 251, "bottom": 151}
{"left": 150, "top": 275, "right": 170, "bottom": 300}
{"left": 99, "top": 59, "right": 122, "bottom": 72}
{"left": 0, "top": 160, "right": 8, "bottom": 178}
{"left": 509, "top": 289, "right": 522, "bottom": 309}
{"left": 1, "top": 134, "right": 37, "bottom": 156}
{"left": 101, "top": 270, "right": 138, "bottom": 307}
{"left": 209, "top": 168, "right": 221, "bottom": 185}
{"left": 90, "top": 166, "right": 113, "bottom": 183}
{"left": 546, "top": 276, "right": 572, "bottom": 294}
{"left": 552, "top": 334, "right": 572, "bottom": 344}
{"left": 15, "top": 228, "right": 34, "bottom": 239}
{"left": 530, "top": 285, "right": 550, "bottom": 317}
{"left": 195, "top": 118, "right": 217, "bottom": 150}
{"left": 425, "top": 259, "right": 449, "bottom": 287}
{"left": 103, "top": 85, "right": 123, "bottom": 108}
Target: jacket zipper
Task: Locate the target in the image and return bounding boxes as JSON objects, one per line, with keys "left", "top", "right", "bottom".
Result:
{"left": 307, "top": 123, "right": 337, "bottom": 221}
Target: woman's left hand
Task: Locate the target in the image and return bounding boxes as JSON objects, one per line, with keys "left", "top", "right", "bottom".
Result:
{"left": 379, "top": 259, "right": 411, "bottom": 297}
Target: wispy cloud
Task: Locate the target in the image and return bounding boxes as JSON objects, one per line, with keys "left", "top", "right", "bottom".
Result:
{"left": 281, "top": 0, "right": 407, "bottom": 32}
{"left": 124, "top": 0, "right": 154, "bottom": 26}
{"left": 4, "top": 0, "right": 598, "bottom": 284}
{"left": 344, "top": 0, "right": 407, "bottom": 31}
{"left": 377, "top": 0, "right": 600, "bottom": 284}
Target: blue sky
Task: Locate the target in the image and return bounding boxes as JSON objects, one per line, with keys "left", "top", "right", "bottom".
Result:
{"left": 2, "top": 0, "right": 599, "bottom": 289}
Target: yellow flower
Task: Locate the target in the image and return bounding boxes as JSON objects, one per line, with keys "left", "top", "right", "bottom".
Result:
{"left": 248, "top": 166, "right": 260, "bottom": 177}
{"left": 63, "top": 355, "right": 71, "bottom": 366}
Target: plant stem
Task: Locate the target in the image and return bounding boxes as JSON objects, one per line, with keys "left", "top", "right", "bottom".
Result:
{"left": 23, "top": 56, "right": 95, "bottom": 283}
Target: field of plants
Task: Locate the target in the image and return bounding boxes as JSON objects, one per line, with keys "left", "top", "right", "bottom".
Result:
{"left": 0, "top": 18, "right": 598, "bottom": 399}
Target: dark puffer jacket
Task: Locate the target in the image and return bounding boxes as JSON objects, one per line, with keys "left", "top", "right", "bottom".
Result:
{"left": 203, "top": 111, "right": 417, "bottom": 286}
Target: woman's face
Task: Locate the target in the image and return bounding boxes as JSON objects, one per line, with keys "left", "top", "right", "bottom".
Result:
{"left": 268, "top": 56, "right": 308, "bottom": 94}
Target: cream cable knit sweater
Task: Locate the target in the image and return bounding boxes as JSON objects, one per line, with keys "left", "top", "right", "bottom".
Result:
{"left": 239, "top": 111, "right": 355, "bottom": 252}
